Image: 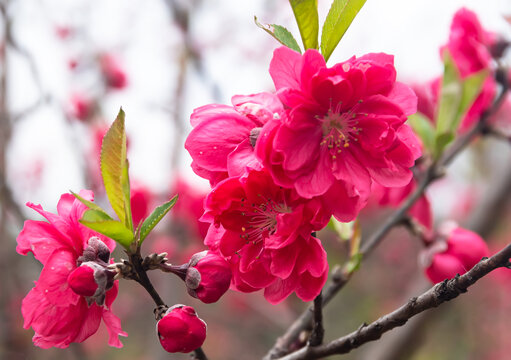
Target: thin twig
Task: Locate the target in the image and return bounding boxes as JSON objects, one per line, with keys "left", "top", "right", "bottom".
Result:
{"left": 277, "top": 242, "right": 511, "bottom": 359}
{"left": 308, "top": 292, "right": 324, "bottom": 347}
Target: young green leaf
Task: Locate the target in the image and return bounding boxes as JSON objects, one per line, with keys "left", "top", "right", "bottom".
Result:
{"left": 289, "top": 0, "right": 319, "bottom": 50}
{"left": 407, "top": 113, "right": 436, "bottom": 155}
{"left": 71, "top": 191, "right": 112, "bottom": 220}
{"left": 254, "top": 17, "right": 301, "bottom": 53}
{"left": 320, "top": 0, "right": 367, "bottom": 62}
{"left": 458, "top": 69, "right": 489, "bottom": 123}
{"left": 80, "top": 210, "right": 134, "bottom": 248}
{"left": 140, "top": 195, "right": 178, "bottom": 243}
{"left": 101, "top": 108, "right": 134, "bottom": 231}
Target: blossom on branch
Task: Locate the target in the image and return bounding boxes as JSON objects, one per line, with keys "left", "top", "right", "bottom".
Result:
{"left": 157, "top": 305, "right": 206, "bottom": 353}
{"left": 16, "top": 190, "right": 126, "bottom": 348}
{"left": 256, "top": 47, "right": 421, "bottom": 221}
{"left": 202, "top": 170, "right": 329, "bottom": 304}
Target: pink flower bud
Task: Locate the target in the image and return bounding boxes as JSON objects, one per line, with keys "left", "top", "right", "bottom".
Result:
{"left": 68, "top": 264, "right": 97, "bottom": 297}
{"left": 186, "top": 251, "right": 232, "bottom": 304}
{"left": 157, "top": 305, "right": 206, "bottom": 353}
{"left": 69, "top": 93, "right": 94, "bottom": 121}
{"left": 421, "top": 223, "right": 489, "bottom": 284}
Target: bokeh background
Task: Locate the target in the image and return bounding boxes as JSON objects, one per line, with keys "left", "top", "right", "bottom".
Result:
{"left": 1, "top": 0, "right": 511, "bottom": 359}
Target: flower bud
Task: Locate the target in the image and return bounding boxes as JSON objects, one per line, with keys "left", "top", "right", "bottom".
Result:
{"left": 421, "top": 222, "right": 489, "bottom": 284}
{"left": 68, "top": 264, "right": 97, "bottom": 297}
{"left": 99, "top": 53, "right": 128, "bottom": 90}
{"left": 186, "top": 251, "right": 232, "bottom": 304}
{"left": 157, "top": 305, "right": 206, "bottom": 353}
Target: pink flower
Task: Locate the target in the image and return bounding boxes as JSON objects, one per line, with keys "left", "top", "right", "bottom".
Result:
{"left": 157, "top": 305, "right": 206, "bottom": 353}
{"left": 130, "top": 182, "right": 153, "bottom": 227}
{"left": 202, "top": 170, "right": 329, "bottom": 304}
{"left": 171, "top": 177, "right": 209, "bottom": 239}
{"left": 185, "top": 251, "right": 232, "bottom": 304}
{"left": 256, "top": 47, "right": 421, "bottom": 222}
{"left": 185, "top": 92, "right": 283, "bottom": 187}
{"left": 444, "top": 8, "right": 495, "bottom": 78}
{"left": 421, "top": 222, "right": 489, "bottom": 284}
{"left": 16, "top": 190, "right": 126, "bottom": 348}
{"left": 99, "top": 53, "right": 128, "bottom": 90}
{"left": 68, "top": 93, "right": 94, "bottom": 122}
{"left": 371, "top": 178, "right": 433, "bottom": 232}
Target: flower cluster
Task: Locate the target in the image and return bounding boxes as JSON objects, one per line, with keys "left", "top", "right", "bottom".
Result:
{"left": 186, "top": 46, "right": 421, "bottom": 303}
{"left": 16, "top": 190, "right": 126, "bottom": 348}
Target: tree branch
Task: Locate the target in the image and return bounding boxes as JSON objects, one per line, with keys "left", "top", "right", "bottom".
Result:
{"left": 277, "top": 243, "right": 511, "bottom": 359}
{"left": 308, "top": 292, "right": 324, "bottom": 347}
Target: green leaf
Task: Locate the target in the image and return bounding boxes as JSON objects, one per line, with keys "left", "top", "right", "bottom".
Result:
{"left": 254, "top": 17, "right": 301, "bottom": 53}
{"left": 289, "top": 0, "right": 319, "bottom": 50}
{"left": 71, "top": 191, "right": 112, "bottom": 220}
{"left": 140, "top": 195, "right": 178, "bottom": 242}
{"left": 80, "top": 210, "right": 134, "bottom": 248}
{"left": 328, "top": 217, "right": 354, "bottom": 242}
{"left": 101, "top": 108, "right": 133, "bottom": 231}
{"left": 345, "top": 253, "right": 363, "bottom": 274}
{"left": 458, "top": 69, "right": 489, "bottom": 124}
{"left": 408, "top": 113, "right": 435, "bottom": 155}
{"left": 320, "top": 0, "right": 367, "bottom": 62}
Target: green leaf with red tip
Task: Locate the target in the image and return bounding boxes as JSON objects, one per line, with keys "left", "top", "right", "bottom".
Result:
{"left": 321, "top": 0, "right": 367, "bottom": 62}
{"left": 140, "top": 195, "right": 178, "bottom": 243}
{"left": 254, "top": 17, "right": 301, "bottom": 53}
{"left": 80, "top": 210, "right": 134, "bottom": 248}
{"left": 289, "top": 0, "right": 319, "bottom": 50}
{"left": 100, "top": 108, "right": 134, "bottom": 232}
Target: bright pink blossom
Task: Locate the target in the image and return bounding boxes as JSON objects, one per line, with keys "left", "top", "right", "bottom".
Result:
{"left": 202, "top": 170, "right": 329, "bottom": 304}
{"left": 256, "top": 47, "right": 421, "bottom": 221}
{"left": 421, "top": 222, "right": 489, "bottom": 284}
{"left": 16, "top": 190, "right": 126, "bottom": 348}
{"left": 185, "top": 92, "right": 283, "bottom": 186}
{"left": 185, "top": 251, "right": 232, "bottom": 304}
{"left": 99, "top": 53, "right": 128, "bottom": 90}
{"left": 157, "top": 305, "right": 206, "bottom": 353}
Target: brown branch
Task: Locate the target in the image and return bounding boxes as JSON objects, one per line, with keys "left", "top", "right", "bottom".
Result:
{"left": 308, "top": 292, "right": 324, "bottom": 347}
{"left": 277, "top": 243, "right": 511, "bottom": 359}
{"left": 264, "top": 68, "right": 509, "bottom": 360}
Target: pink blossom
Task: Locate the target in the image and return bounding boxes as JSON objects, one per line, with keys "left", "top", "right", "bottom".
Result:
{"left": 185, "top": 92, "right": 283, "bottom": 187}
{"left": 68, "top": 93, "right": 94, "bottom": 122}
{"left": 130, "top": 182, "right": 153, "bottom": 227}
{"left": 171, "top": 177, "right": 209, "bottom": 239}
{"left": 444, "top": 8, "right": 495, "bottom": 78}
{"left": 371, "top": 179, "right": 433, "bottom": 232}
{"left": 256, "top": 47, "right": 421, "bottom": 221}
{"left": 99, "top": 53, "right": 128, "bottom": 90}
{"left": 202, "top": 170, "right": 329, "bottom": 304}
{"left": 185, "top": 251, "right": 232, "bottom": 304}
{"left": 16, "top": 190, "right": 126, "bottom": 348}
{"left": 421, "top": 222, "right": 489, "bottom": 284}
{"left": 157, "top": 305, "right": 206, "bottom": 353}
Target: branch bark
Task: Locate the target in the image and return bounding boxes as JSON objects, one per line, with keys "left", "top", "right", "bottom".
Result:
{"left": 277, "top": 243, "right": 511, "bottom": 359}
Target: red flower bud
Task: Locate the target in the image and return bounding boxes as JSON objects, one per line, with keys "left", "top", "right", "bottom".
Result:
{"left": 421, "top": 222, "right": 489, "bottom": 284}
{"left": 99, "top": 53, "right": 128, "bottom": 90}
{"left": 157, "top": 305, "right": 206, "bottom": 353}
{"left": 186, "top": 251, "right": 232, "bottom": 304}
{"left": 68, "top": 264, "right": 97, "bottom": 297}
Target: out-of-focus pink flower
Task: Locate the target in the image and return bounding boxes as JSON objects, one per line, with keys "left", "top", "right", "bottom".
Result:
{"left": 185, "top": 92, "right": 283, "bottom": 187}
{"left": 69, "top": 93, "right": 94, "bottom": 122}
{"left": 157, "top": 305, "right": 206, "bottom": 353}
{"left": 55, "top": 26, "right": 72, "bottom": 40}
{"left": 421, "top": 222, "right": 489, "bottom": 284}
{"left": 99, "top": 53, "right": 128, "bottom": 90}
{"left": 130, "top": 182, "right": 153, "bottom": 227}
{"left": 185, "top": 251, "right": 232, "bottom": 304}
{"left": 171, "top": 178, "right": 209, "bottom": 239}
{"left": 16, "top": 190, "right": 126, "bottom": 348}
{"left": 489, "top": 92, "right": 511, "bottom": 137}
{"left": 256, "top": 47, "right": 421, "bottom": 222}
{"left": 371, "top": 179, "right": 433, "bottom": 232}
{"left": 444, "top": 8, "right": 495, "bottom": 78}
{"left": 202, "top": 170, "right": 329, "bottom": 304}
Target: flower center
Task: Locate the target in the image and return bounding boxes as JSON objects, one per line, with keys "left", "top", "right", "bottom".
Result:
{"left": 239, "top": 195, "right": 291, "bottom": 244}
{"left": 319, "top": 100, "right": 365, "bottom": 160}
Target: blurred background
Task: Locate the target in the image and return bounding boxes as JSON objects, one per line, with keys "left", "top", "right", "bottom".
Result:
{"left": 2, "top": 0, "right": 511, "bottom": 359}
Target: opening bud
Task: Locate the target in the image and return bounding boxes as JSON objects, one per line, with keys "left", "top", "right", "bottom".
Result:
{"left": 157, "top": 304, "right": 206, "bottom": 353}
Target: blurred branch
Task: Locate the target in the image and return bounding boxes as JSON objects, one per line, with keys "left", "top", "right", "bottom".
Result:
{"left": 307, "top": 292, "right": 324, "bottom": 347}
{"left": 277, "top": 243, "right": 511, "bottom": 359}
{"left": 264, "top": 67, "right": 509, "bottom": 360}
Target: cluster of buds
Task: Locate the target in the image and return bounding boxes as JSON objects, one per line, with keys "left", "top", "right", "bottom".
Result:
{"left": 67, "top": 237, "right": 117, "bottom": 306}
